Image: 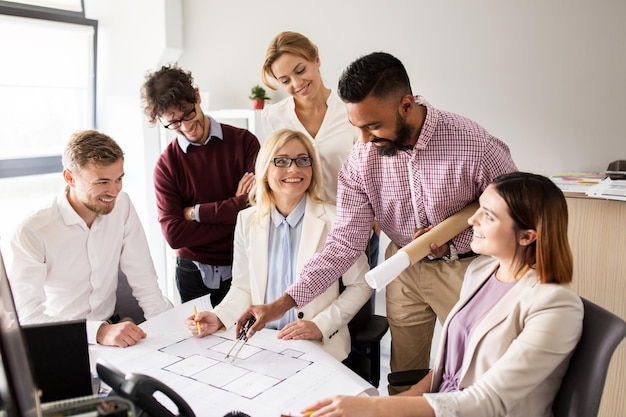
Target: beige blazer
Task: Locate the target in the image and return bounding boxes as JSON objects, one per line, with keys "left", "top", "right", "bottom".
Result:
{"left": 213, "top": 195, "right": 372, "bottom": 361}
{"left": 430, "top": 256, "right": 583, "bottom": 417}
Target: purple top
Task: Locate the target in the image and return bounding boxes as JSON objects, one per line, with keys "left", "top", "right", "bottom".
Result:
{"left": 439, "top": 272, "right": 517, "bottom": 392}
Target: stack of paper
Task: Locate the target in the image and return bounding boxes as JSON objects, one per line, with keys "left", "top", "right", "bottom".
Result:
{"left": 585, "top": 178, "right": 626, "bottom": 201}
{"left": 551, "top": 172, "right": 606, "bottom": 193}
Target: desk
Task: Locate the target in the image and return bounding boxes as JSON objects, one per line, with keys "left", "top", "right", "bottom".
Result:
{"left": 91, "top": 296, "right": 377, "bottom": 417}
{"left": 565, "top": 195, "right": 626, "bottom": 417}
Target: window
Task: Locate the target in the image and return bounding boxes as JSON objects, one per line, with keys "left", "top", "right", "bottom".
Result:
{"left": 0, "top": 2, "right": 96, "bottom": 269}
{"left": 6, "top": 0, "right": 83, "bottom": 12}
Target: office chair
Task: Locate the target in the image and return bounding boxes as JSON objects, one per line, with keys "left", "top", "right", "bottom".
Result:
{"left": 343, "top": 288, "right": 389, "bottom": 388}
{"left": 114, "top": 270, "right": 146, "bottom": 324}
{"left": 387, "top": 297, "right": 626, "bottom": 417}
{"left": 552, "top": 297, "right": 626, "bottom": 417}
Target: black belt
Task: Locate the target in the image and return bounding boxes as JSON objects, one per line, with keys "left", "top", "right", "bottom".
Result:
{"left": 458, "top": 250, "right": 477, "bottom": 259}
{"left": 423, "top": 250, "right": 477, "bottom": 262}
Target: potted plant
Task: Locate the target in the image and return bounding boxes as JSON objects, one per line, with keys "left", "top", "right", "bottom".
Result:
{"left": 249, "top": 84, "right": 271, "bottom": 110}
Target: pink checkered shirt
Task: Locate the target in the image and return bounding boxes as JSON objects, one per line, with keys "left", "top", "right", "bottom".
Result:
{"left": 287, "top": 97, "right": 517, "bottom": 307}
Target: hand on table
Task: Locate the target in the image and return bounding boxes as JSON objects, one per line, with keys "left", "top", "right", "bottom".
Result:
{"left": 278, "top": 320, "right": 322, "bottom": 342}
{"left": 96, "top": 321, "right": 147, "bottom": 348}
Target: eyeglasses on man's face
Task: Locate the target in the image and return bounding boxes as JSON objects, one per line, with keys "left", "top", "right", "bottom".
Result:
{"left": 271, "top": 157, "right": 313, "bottom": 168}
{"left": 159, "top": 106, "right": 197, "bottom": 130}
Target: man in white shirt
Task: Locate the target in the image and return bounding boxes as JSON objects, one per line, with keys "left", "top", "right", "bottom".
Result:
{"left": 9, "top": 130, "right": 172, "bottom": 347}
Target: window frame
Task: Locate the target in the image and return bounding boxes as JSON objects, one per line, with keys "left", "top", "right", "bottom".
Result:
{"left": 0, "top": 0, "right": 97, "bottom": 177}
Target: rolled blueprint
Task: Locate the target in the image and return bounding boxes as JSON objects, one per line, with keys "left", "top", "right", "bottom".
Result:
{"left": 365, "top": 201, "right": 479, "bottom": 291}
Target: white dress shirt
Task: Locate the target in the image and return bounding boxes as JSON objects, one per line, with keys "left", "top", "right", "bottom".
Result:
{"left": 9, "top": 189, "right": 172, "bottom": 343}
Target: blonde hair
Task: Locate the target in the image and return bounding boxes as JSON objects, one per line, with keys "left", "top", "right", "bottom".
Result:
{"left": 249, "top": 129, "right": 325, "bottom": 217}
{"left": 261, "top": 31, "right": 320, "bottom": 90}
{"left": 62, "top": 130, "right": 124, "bottom": 172}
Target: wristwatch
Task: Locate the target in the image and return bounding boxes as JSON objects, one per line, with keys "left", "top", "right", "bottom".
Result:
{"left": 189, "top": 206, "right": 196, "bottom": 222}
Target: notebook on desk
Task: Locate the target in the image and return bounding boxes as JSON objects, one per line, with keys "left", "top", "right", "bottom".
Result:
{"left": 0, "top": 248, "right": 132, "bottom": 417}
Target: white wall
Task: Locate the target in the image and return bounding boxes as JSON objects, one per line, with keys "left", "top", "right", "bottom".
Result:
{"left": 179, "top": 0, "right": 626, "bottom": 175}
{"left": 82, "top": 0, "right": 625, "bottom": 299}
{"left": 83, "top": 0, "right": 183, "bottom": 296}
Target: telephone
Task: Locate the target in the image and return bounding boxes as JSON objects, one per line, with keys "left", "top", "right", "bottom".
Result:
{"left": 96, "top": 360, "right": 195, "bottom": 417}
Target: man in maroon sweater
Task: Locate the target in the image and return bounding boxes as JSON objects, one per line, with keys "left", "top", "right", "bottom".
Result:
{"left": 141, "top": 64, "right": 260, "bottom": 306}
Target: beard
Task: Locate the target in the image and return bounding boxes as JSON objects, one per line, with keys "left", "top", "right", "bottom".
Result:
{"left": 372, "top": 116, "right": 414, "bottom": 157}
{"left": 82, "top": 196, "right": 116, "bottom": 215}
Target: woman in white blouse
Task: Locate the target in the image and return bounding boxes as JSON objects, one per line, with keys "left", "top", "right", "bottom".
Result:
{"left": 260, "top": 31, "right": 355, "bottom": 203}
{"left": 302, "top": 172, "right": 584, "bottom": 417}
{"left": 260, "top": 30, "right": 379, "bottom": 268}
{"left": 186, "top": 129, "right": 372, "bottom": 361}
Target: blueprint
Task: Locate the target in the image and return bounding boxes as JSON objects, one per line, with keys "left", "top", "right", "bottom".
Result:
{"left": 91, "top": 296, "right": 377, "bottom": 417}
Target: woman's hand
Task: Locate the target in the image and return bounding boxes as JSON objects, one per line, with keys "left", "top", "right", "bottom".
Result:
{"left": 235, "top": 294, "right": 297, "bottom": 339}
{"left": 278, "top": 320, "right": 322, "bottom": 341}
{"left": 185, "top": 310, "right": 223, "bottom": 336}
{"left": 303, "top": 394, "right": 435, "bottom": 417}
{"left": 302, "top": 395, "right": 376, "bottom": 417}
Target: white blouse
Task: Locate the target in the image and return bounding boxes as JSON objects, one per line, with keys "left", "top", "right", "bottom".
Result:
{"left": 261, "top": 89, "right": 358, "bottom": 202}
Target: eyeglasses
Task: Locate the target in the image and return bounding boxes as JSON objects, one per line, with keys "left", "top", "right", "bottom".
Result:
{"left": 159, "top": 106, "right": 197, "bottom": 130}
{"left": 271, "top": 157, "right": 313, "bottom": 168}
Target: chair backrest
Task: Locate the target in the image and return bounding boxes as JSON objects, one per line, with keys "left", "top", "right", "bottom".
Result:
{"left": 115, "top": 270, "right": 145, "bottom": 324}
{"left": 552, "top": 297, "right": 626, "bottom": 417}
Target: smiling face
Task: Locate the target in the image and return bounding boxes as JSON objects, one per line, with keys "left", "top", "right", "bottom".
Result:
{"left": 160, "top": 98, "right": 208, "bottom": 144}
{"left": 271, "top": 53, "right": 322, "bottom": 101}
{"left": 267, "top": 138, "right": 312, "bottom": 204}
{"left": 468, "top": 184, "right": 520, "bottom": 261}
{"left": 346, "top": 94, "right": 416, "bottom": 156}
{"left": 64, "top": 159, "right": 124, "bottom": 224}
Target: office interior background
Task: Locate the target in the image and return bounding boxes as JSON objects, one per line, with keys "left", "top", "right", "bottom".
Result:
{"left": 1, "top": 0, "right": 625, "bottom": 302}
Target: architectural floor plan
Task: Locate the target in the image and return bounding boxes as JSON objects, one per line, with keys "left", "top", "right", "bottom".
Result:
{"left": 92, "top": 298, "right": 376, "bottom": 417}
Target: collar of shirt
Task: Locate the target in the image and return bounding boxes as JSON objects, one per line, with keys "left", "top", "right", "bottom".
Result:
{"left": 177, "top": 114, "right": 224, "bottom": 153}
{"left": 270, "top": 194, "right": 307, "bottom": 228}
{"left": 57, "top": 187, "right": 90, "bottom": 230}
{"left": 413, "top": 95, "right": 438, "bottom": 152}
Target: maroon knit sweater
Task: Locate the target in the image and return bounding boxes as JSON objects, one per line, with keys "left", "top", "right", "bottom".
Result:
{"left": 153, "top": 123, "right": 260, "bottom": 265}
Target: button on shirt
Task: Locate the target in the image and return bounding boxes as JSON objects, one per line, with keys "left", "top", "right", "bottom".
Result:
{"left": 265, "top": 196, "right": 306, "bottom": 330}
{"left": 288, "top": 96, "right": 517, "bottom": 306}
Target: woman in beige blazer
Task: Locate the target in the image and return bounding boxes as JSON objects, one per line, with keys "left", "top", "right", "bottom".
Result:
{"left": 304, "top": 172, "right": 584, "bottom": 417}
{"left": 187, "top": 128, "right": 372, "bottom": 361}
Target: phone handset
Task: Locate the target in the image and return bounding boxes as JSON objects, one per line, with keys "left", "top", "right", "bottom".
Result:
{"left": 96, "top": 359, "right": 195, "bottom": 417}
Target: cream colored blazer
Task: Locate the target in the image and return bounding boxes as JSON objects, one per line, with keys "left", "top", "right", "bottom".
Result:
{"left": 213, "top": 195, "right": 372, "bottom": 361}
{"left": 430, "top": 256, "right": 583, "bottom": 417}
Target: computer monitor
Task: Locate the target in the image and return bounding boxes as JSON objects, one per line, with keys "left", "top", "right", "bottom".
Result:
{"left": 22, "top": 320, "right": 92, "bottom": 403}
{"left": 0, "top": 249, "right": 40, "bottom": 417}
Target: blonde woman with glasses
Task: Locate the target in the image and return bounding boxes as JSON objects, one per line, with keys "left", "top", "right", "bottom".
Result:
{"left": 187, "top": 129, "right": 372, "bottom": 361}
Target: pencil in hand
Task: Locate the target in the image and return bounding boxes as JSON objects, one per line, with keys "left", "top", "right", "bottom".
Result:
{"left": 193, "top": 305, "right": 202, "bottom": 335}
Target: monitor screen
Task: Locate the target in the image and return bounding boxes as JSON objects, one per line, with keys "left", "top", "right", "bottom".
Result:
{"left": 0, "top": 249, "right": 40, "bottom": 417}
{"left": 22, "top": 320, "right": 92, "bottom": 403}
